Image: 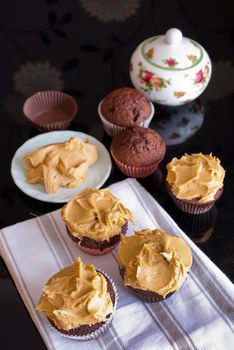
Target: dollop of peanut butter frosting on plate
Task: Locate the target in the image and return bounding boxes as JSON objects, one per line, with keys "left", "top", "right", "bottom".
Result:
{"left": 36, "top": 258, "right": 113, "bottom": 331}
{"left": 166, "top": 153, "right": 225, "bottom": 203}
{"left": 62, "top": 188, "right": 134, "bottom": 242}
{"left": 23, "top": 137, "right": 98, "bottom": 194}
{"left": 117, "top": 229, "right": 192, "bottom": 298}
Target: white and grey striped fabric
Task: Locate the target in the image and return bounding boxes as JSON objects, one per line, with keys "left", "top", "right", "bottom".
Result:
{"left": 0, "top": 179, "right": 233, "bottom": 350}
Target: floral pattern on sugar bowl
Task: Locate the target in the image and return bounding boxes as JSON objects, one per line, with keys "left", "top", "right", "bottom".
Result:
{"left": 138, "top": 62, "right": 171, "bottom": 92}
{"left": 130, "top": 28, "right": 212, "bottom": 106}
{"left": 194, "top": 65, "right": 210, "bottom": 85}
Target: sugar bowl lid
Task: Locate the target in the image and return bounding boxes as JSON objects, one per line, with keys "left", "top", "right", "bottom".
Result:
{"left": 141, "top": 28, "right": 203, "bottom": 71}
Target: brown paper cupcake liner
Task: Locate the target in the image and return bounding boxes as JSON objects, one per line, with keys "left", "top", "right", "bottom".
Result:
{"left": 78, "top": 242, "right": 120, "bottom": 256}
{"left": 98, "top": 100, "right": 155, "bottom": 137}
{"left": 119, "top": 268, "right": 174, "bottom": 303}
{"left": 66, "top": 222, "right": 128, "bottom": 256}
{"left": 23, "top": 90, "right": 78, "bottom": 132}
{"left": 166, "top": 182, "right": 223, "bottom": 214}
{"left": 125, "top": 285, "right": 174, "bottom": 303}
{"left": 47, "top": 271, "right": 118, "bottom": 341}
{"left": 111, "top": 151, "right": 159, "bottom": 178}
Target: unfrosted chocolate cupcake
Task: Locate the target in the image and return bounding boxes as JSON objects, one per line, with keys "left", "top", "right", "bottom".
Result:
{"left": 117, "top": 229, "right": 192, "bottom": 302}
{"left": 166, "top": 153, "right": 225, "bottom": 214}
{"left": 98, "top": 87, "right": 154, "bottom": 136}
{"left": 111, "top": 126, "right": 166, "bottom": 177}
{"left": 61, "top": 188, "right": 134, "bottom": 255}
{"left": 36, "top": 258, "right": 117, "bottom": 340}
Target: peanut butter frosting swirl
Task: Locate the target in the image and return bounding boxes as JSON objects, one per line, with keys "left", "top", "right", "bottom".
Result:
{"left": 62, "top": 188, "right": 134, "bottom": 242}
{"left": 166, "top": 153, "right": 225, "bottom": 203}
{"left": 23, "top": 137, "right": 98, "bottom": 194}
{"left": 36, "top": 258, "right": 113, "bottom": 330}
{"left": 117, "top": 229, "right": 192, "bottom": 297}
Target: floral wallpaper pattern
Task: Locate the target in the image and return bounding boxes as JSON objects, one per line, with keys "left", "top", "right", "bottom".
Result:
{"left": 0, "top": 0, "right": 233, "bottom": 119}
{"left": 13, "top": 61, "right": 64, "bottom": 96}
{"left": 79, "top": 0, "right": 142, "bottom": 23}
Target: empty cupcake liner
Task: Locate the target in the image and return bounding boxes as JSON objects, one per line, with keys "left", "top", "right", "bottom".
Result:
{"left": 47, "top": 271, "right": 118, "bottom": 341}
{"left": 23, "top": 90, "right": 78, "bottom": 132}
{"left": 111, "top": 151, "right": 159, "bottom": 178}
{"left": 98, "top": 100, "right": 155, "bottom": 137}
{"left": 166, "top": 182, "right": 223, "bottom": 215}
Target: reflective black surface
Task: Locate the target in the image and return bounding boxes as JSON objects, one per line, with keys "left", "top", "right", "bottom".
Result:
{"left": 1, "top": 1, "right": 234, "bottom": 348}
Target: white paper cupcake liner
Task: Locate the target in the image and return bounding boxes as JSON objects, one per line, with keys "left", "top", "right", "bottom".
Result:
{"left": 98, "top": 100, "right": 155, "bottom": 137}
{"left": 47, "top": 270, "right": 118, "bottom": 341}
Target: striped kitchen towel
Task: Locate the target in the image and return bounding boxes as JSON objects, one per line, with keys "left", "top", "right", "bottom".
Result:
{"left": 0, "top": 178, "right": 233, "bottom": 350}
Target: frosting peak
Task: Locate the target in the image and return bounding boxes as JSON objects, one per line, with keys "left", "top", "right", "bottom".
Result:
{"left": 117, "top": 229, "right": 192, "bottom": 297}
{"left": 36, "top": 258, "right": 113, "bottom": 330}
{"left": 62, "top": 188, "right": 134, "bottom": 242}
{"left": 166, "top": 153, "right": 225, "bottom": 203}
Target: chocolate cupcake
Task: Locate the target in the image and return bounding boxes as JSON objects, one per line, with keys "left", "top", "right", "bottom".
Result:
{"left": 166, "top": 153, "right": 225, "bottom": 214}
{"left": 111, "top": 126, "right": 166, "bottom": 177}
{"left": 36, "top": 258, "right": 117, "bottom": 340}
{"left": 98, "top": 87, "right": 154, "bottom": 136}
{"left": 61, "top": 188, "right": 134, "bottom": 255}
{"left": 117, "top": 229, "right": 192, "bottom": 302}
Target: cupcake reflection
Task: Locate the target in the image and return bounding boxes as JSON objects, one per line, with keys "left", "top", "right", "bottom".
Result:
{"left": 151, "top": 99, "right": 204, "bottom": 145}
{"left": 174, "top": 206, "right": 217, "bottom": 244}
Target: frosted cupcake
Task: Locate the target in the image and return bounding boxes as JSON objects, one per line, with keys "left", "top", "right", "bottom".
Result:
{"left": 117, "top": 229, "right": 192, "bottom": 302}
{"left": 166, "top": 153, "right": 225, "bottom": 214}
{"left": 36, "top": 258, "right": 117, "bottom": 340}
{"left": 61, "top": 188, "right": 134, "bottom": 255}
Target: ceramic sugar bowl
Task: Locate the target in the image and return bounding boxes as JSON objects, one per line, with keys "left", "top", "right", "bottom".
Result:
{"left": 130, "top": 28, "right": 212, "bottom": 106}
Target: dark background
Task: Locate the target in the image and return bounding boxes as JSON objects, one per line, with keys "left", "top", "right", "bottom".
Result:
{"left": 0, "top": 0, "right": 234, "bottom": 348}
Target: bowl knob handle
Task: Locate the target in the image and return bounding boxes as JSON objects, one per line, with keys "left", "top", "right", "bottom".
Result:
{"left": 166, "top": 28, "right": 182, "bottom": 45}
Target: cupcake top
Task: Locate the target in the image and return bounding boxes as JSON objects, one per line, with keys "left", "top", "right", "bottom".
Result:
{"left": 23, "top": 137, "right": 98, "bottom": 194}
{"left": 166, "top": 153, "right": 225, "bottom": 203}
{"left": 111, "top": 126, "right": 166, "bottom": 167}
{"left": 62, "top": 188, "right": 134, "bottom": 242}
{"left": 100, "top": 87, "right": 152, "bottom": 127}
{"left": 117, "top": 229, "right": 192, "bottom": 297}
{"left": 36, "top": 258, "right": 113, "bottom": 330}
